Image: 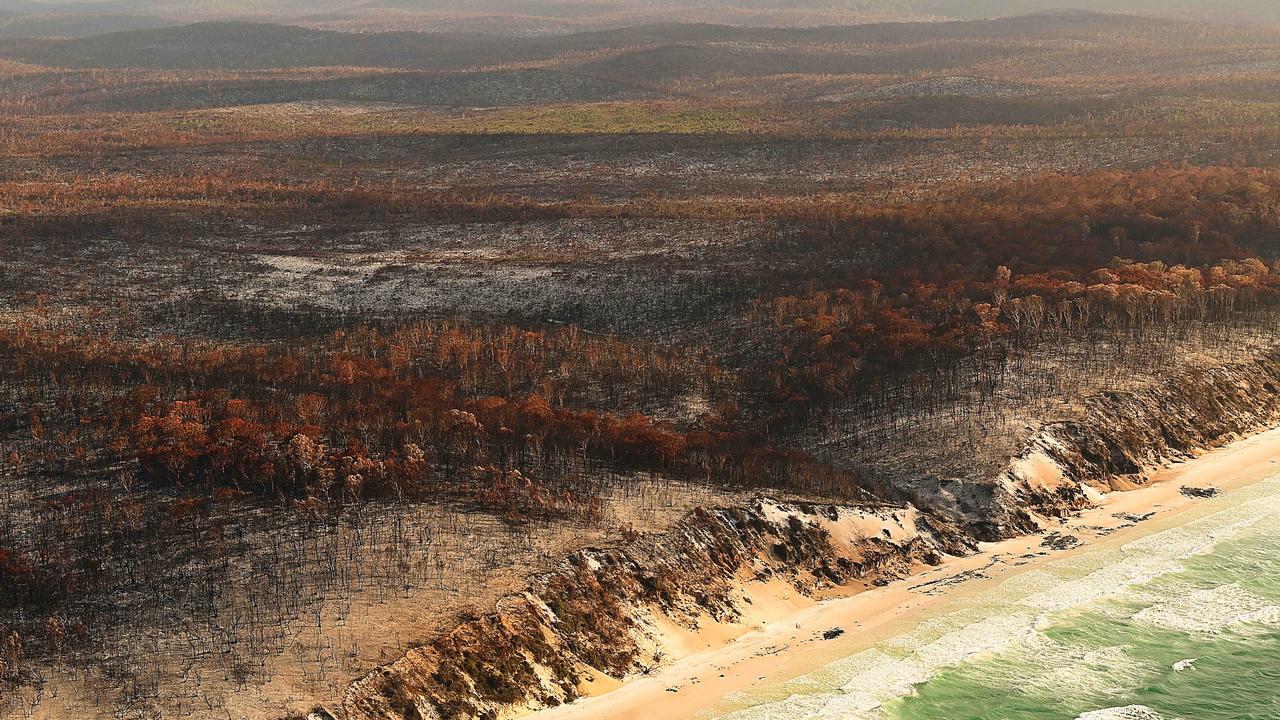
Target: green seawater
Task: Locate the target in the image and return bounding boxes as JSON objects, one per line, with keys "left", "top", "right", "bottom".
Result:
{"left": 710, "top": 475, "right": 1280, "bottom": 720}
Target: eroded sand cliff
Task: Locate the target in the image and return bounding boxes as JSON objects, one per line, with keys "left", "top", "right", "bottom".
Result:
{"left": 333, "top": 352, "right": 1280, "bottom": 720}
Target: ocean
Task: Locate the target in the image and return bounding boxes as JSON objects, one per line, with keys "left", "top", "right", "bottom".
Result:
{"left": 710, "top": 474, "right": 1280, "bottom": 720}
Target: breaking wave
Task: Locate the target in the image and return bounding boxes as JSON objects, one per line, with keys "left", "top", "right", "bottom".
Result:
{"left": 712, "top": 475, "right": 1280, "bottom": 720}
{"left": 1074, "top": 706, "right": 1166, "bottom": 720}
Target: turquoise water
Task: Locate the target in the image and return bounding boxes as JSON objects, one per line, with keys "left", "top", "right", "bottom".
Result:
{"left": 711, "top": 475, "right": 1280, "bottom": 720}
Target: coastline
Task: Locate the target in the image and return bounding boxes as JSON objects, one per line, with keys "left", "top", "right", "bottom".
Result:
{"left": 527, "top": 425, "right": 1280, "bottom": 720}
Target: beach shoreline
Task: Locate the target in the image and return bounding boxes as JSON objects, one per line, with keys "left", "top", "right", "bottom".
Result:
{"left": 527, "top": 425, "right": 1280, "bottom": 720}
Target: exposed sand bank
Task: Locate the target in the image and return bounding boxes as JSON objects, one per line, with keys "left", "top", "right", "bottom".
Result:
{"left": 529, "top": 425, "right": 1280, "bottom": 720}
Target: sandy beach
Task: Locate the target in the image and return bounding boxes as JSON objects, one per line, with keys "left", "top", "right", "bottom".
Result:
{"left": 528, "top": 425, "right": 1280, "bottom": 720}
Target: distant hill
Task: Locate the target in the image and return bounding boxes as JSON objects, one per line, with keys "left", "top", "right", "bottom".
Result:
{"left": 14, "top": 0, "right": 1280, "bottom": 22}
{"left": 0, "top": 12, "right": 173, "bottom": 36}
{"left": 4, "top": 0, "right": 1278, "bottom": 32}
{"left": 0, "top": 12, "right": 1177, "bottom": 70}
{"left": 0, "top": 21, "right": 531, "bottom": 68}
{"left": 568, "top": 41, "right": 1028, "bottom": 84}
{"left": 0, "top": 0, "right": 54, "bottom": 12}
{"left": 59, "top": 67, "right": 658, "bottom": 111}
{"left": 920, "top": 0, "right": 1280, "bottom": 22}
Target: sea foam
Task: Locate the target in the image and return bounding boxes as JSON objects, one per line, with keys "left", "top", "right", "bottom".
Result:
{"left": 710, "top": 476, "right": 1280, "bottom": 720}
{"left": 1132, "top": 583, "right": 1280, "bottom": 634}
{"left": 1074, "top": 705, "right": 1166, "bottom": 720}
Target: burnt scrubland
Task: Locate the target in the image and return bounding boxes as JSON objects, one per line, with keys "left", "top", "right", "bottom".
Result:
{"left": 0, "top": 8, "right": 1279, "bottom": 720}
